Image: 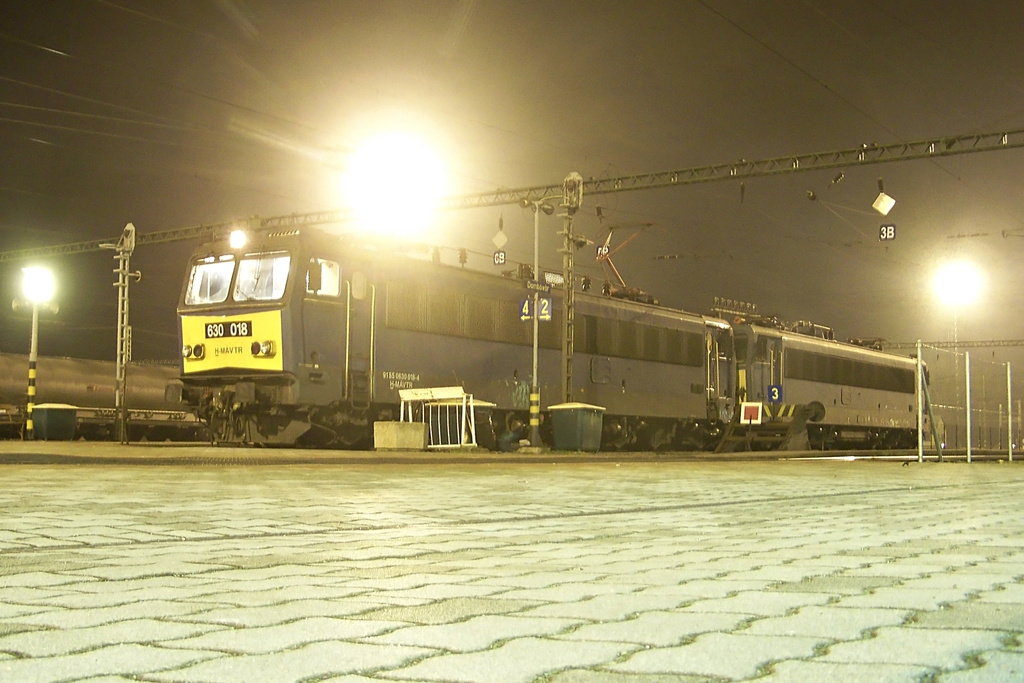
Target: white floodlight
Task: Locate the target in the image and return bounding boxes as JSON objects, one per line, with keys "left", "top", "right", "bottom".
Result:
{"left": 934, "top": 260, "right": 984, "bottom": 307}
{"left": 341, "top": 131, "right": 448, "bottom": 239}
{"left": 22, "top": 266, "right": 55, "bottom": 304}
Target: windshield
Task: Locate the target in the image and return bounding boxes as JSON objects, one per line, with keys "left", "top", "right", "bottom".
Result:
{"left": 184, "top": 256, "right": 235, "bottom": 305}
{"left": 233, "top": 252, "right": 291, "bottom": 301}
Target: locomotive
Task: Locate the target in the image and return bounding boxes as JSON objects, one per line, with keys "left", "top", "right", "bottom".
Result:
{"left": 170, "top": 224, "right": 920, "bottom": 451}
{"left": 732, "top": 320, "right": 919, "bottom": 449}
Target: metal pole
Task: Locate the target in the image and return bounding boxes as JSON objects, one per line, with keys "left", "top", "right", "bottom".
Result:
{"left": 965, "top": 351, "right": 972, "bottom": 463}
{"left": 25, "top": 303, "right": 39, "bottom": 440}
{"left": 916, "top": 339, "right": 923, "bottom": 463}
{"left": 560, "top": 172, "right": 583, "bottom": 405}
{"left": 561, "top": 209, "right": 574, "bottom": 404}
{"left": 1008, "top": 362, "right": 1013, "bottom": 462}
{"left": 115, "top": 249, "right": 129, "bottom": 444}
{"left": 530, "top": 204, "right": 541, "bottom": 447}
{"left": 105, "top": 223, "right": 138, "bottom": 445}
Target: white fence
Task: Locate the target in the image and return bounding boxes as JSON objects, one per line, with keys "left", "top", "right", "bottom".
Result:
{"left": 916, "top": 342, "right": 1023, "bottom": 462}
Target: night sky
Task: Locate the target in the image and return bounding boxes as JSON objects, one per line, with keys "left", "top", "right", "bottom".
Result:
{"left": 1, "top": 1, "right": 1023, "bottom": 364}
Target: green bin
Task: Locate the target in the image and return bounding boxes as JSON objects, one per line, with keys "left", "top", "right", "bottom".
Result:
{"left": 550, "top": 402, "right": 605, "bottom": 452}
{"left": 33, "top": 403, "right": 78, "bottom": 441}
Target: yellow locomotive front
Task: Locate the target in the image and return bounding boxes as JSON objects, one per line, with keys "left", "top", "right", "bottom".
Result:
{"left": 175, "top": 231, "right": 307, "bottom": 443}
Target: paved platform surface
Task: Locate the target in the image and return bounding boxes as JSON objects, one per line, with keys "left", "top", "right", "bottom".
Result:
{"left": 2, "top": 442, "right": 1024, "bottom": 682}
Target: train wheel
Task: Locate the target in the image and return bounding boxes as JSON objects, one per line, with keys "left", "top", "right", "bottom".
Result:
{"left": 644, "top": 421, "right": 676, "bottom": 451}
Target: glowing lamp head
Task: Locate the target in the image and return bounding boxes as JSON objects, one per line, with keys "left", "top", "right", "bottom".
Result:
{"left": 341, "top": 131, "right": 448, "bottom": 239}
{"left": 22, "top": 266, "right": 55, "bottom": 304}
{"left": 934, "top": 260, "right": 984, "bottom": 307}
{"left": 229, "top": 230, "right": 248, "bottom": 249}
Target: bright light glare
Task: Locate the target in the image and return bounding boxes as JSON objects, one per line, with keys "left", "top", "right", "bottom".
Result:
{"left": 342, "top": 132, "right": 448, "bottom": 239}
{"left": 229, "top": 230, "right": 248, "bottom": 249}
{"left": 933, "top": 260, "right": 984, "bottom": 307}
{"left": 21, "top": 266, "right": 55, "bottom": 303}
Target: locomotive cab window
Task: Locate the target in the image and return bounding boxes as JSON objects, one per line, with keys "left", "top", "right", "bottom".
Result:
{"left": 184, "top": 255, "right": 235, "bottom": 305}
{"left": 306, "top": 258, "right": 341, "bottom": 296}
{"left": 234, "top": 252, "right": 291, "bottom": 301}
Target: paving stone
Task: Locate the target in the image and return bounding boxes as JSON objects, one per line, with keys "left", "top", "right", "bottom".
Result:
{"left": 367, "top": 614, "right": 581, "bottom": 651}
{"left": 837, "top": 586, "right": 979, "bottom": 611}
{"left": 356, "top": 597, "right": 542, "bottom": 624}
{"left": 976, "top": 583, "right": 1024, "bottom": 603}
{"left": 520, "top": 593, "right": 692, "bottom": 621}
{"left": 150, "top": 640, "right": 432, "bottom": 683}
{"left": 0, "top": 643, "right": 221, "bottom": 683}
{"left": 174, "top": 599, "right": 382, "bottom": 627}
{"left": 680, "top": 590, "right": 831, "bottom": 617}
{"left": 0, "top": 602, "right": 49, "bottom": 620}
{"left": 385, "top": 636, "right": 636, "bottom": 683}
{"left": 842, "top": 563, "right": 939, "bottom": 578}
{"left": 951, "top": 562, "right": 1024, "bottom": 578}
{"left": 0, "top": 618, "right": 224, "bottom": 657}
{"left": 759, "top": 659, "right": 934, "bottom": 682}
{"left": 770, "top": 574, "right": 901, "bottom": 595}
{"left": 164, "top": 616, "right": 405, "bottom": 654}
{"left": 899, "top": 573, "right": 1014, "bottom": 593}
{"left": 909, "top": 601, "right": 1024, "bottom": 630}
{"left": 0, "top": 571, "right": 92, "bottom": 588}
{"left": 936, "top": 650, "right": 1024, "bottom": 682}
{"left": 495, "top": 582, "right": 641, "bottom": 602}
{"left": 633, "top": 579, "right": 776, "bottom": 602}
{"left": 13, "top": 599, "right": 211, "bottom": 629}
{"left": 820, "top": 626, "right": 1007, "bottom": 668}
{"left": 186, "top": 584, "right": 366, "bottom": 607}
{"left": 744, "top": 605, "right": 910, "bottom": 639}
{"left": 558, "top": 609, "right": 750, "bottom": 646}
{"left": 609, "top": 632, "right": 825, "bottom": 679}
{"left": 546, "top": 671, "right": 707, "bottom": 683}
{"left": 468, "top": 571, "right": 606, "bottom": 589}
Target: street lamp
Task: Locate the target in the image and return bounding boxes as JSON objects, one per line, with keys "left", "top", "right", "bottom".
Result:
{"left": 18, "top": 266, "right": 56, "bottom": 440}
{"left": 341, "top": 131, "right": 448, "bottom": 240}
{"left": 933, "top": 259, "right": 984, "bottom": 350}
{"left": 520, "top": 196, "right": 558, "bottom": 448}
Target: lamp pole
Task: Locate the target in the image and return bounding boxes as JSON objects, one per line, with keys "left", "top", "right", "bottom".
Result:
{"left": 521, "top": 197, "right": 557, "bottom": 447}
{"left": 18, "top": 266, "right": 55, "bottom": 441}
{"left": 26, "top": 300, "right": 39, "bottom": 440}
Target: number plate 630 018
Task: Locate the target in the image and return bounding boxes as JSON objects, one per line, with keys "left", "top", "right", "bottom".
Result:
{"left": 205, "top": 320, "right": 253, "bottom": 338}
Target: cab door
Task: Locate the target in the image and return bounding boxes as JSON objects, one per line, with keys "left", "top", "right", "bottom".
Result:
{"left": 344, "top": 269, "right": 375, "bottom": 409}
{"left": 747, "top": 331, "right": 783, "bottom": 403}
{"left": 704, "top": 323, "right": 734, "bottom": 421}
{"left": 300, "top": 258, "right": 345, "bottom": 405}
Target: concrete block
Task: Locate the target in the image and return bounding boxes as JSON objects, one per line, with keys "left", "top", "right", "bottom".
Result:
{"left": 374, "top": 421, "right": 428, "bottom": 451}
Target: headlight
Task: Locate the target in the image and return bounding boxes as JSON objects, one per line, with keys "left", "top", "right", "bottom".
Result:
{"left": 191, "top": 343, "right": 205, "bottom": 360}
{"left": 250, "top": 340, "right": 276, "bottom": 357}
{"left": 182, "top": 344, "right": 192, "bottom": 358}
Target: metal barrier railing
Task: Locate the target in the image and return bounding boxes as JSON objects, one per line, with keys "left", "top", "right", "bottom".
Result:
{"left": 399, "top": 386, "right": 481, "bottom": 449}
